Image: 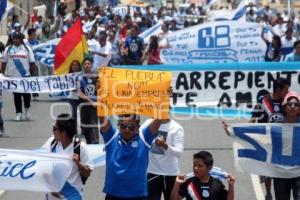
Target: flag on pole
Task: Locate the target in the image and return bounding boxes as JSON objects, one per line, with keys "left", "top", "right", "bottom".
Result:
{"left": 231, "top": 0, "right": 247, "bottom": 20}
{"left": 0, "top": 0, "right": 14, "bottom": 23}
{"left": 54, "top": 18, "right": 88, "bottom": 74}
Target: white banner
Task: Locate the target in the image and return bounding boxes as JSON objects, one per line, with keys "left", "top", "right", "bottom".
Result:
{"left": 0, "top": 148, "right": 73, "bottom": 192}
{"left": 161, "top": 21, "right": 266, "bottom": 64}
{"left": 230, "top": 123, "right": 300, "bottom": 178}
{"left": 116, "top": 63, "right": 300, "bottom": 117}
{"left": 171, "top": 68, "right": 300, "bottom": 109}
{"left": 0, "top": 72, "right": 81, "bottom": 93}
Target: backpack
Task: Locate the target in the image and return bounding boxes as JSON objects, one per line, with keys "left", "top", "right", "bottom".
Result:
{"left": 50, "top": 137, "right": 88, "bottom": 184}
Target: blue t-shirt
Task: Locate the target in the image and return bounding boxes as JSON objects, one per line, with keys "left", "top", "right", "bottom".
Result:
{"left": 101, "top": 124, "right": 154, "bottom": 198}
{"left": 125, "top": 36, "right": 144, "bottom": 61}
{"left": 79, "top": 75, "right": 98, "bottom": 102}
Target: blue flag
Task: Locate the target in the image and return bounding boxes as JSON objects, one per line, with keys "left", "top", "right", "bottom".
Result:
{"left": 0, "top": 0, "right": 13, "bottom": 23}
{"left": 0, "top": 0, "right": 7, "bottom": 22}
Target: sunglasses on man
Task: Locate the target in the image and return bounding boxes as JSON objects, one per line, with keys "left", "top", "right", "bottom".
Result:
{"left": 119, "top": 123, "right": 137, "bottom": 131}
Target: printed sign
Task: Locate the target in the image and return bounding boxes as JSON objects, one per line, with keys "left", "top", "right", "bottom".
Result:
{"left": 161, "top": 21, "right": 266, "bottom": 64}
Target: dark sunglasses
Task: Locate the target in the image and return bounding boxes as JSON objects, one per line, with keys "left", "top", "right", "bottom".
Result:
{"left": 119, "top": 123, "right": 136, "bottom": 131}
{"left": 286, "top": 102, "right": 300, "bottom": 107}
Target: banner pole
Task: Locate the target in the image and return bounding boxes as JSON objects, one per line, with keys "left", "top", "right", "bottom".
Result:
{"left": 10, "top": 1, "right": 29, "bottom": 15}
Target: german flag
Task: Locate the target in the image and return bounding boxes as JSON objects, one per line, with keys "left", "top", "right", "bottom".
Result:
{"left": 54, "top": 18, "right": 88, "bottom": 74}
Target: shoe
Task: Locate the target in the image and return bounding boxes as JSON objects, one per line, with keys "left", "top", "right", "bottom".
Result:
{"left": 25, "top": 108, "right": 31, "bottom": 120}
{"left": 14, "top": 113, "right": 22, "bottom": 121}
{"left": 265, "top": 193, "right": 272, "bottom": 200}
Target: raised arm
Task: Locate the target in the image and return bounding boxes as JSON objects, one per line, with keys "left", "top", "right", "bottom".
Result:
{"left": 171, "top": 175, "right": 185, "bottom": 200}
{"left": 227, "top": 174, "right": 235, "bottom": 200}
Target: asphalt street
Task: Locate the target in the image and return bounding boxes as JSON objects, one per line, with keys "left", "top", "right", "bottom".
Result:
{"left": 0, "top": 92, "right": 260, "bottom": 200}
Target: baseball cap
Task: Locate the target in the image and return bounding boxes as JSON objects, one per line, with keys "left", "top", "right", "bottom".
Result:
{"left": 282, "top": 91, "right": 300, "bottom": 106}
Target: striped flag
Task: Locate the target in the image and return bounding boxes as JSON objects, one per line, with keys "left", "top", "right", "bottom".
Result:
{"left": 0, "top": 0, "right": 14, "bottom": 23}
{"left": 54, "top": 18, "right": 88, "bottom": 74}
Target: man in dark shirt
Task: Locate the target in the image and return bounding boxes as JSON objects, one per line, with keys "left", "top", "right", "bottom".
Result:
{"left": 250, "top": 77, "right": 290, "bottom": 200}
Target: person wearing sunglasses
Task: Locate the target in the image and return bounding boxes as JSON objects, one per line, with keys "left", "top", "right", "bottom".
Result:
{"left": 99, "top": 114, "right": 164, "bottom": 200}
{"left": 43, "top": 113, "right": 93, "bottom": 200}
{"left": 273, "top": 91, "right": 300, "bottom": 200}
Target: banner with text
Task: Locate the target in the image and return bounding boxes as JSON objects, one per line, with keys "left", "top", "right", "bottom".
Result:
{"left": 97, "top": 67, "right": 172, "bottom": 119}
{"left": 0, "top": 149, "right": 73, "bottom": 192}
{"left": 161, "top": 21, "right": 266, "bottom": 64}
{"left": 230, "top": 123, "right": 300, "bottom": 178}
{"left": 116, "top": 63, "right": 300, "bottom": 117}
{"left": 0, "top": 72, "right": 81, "bottom": 93}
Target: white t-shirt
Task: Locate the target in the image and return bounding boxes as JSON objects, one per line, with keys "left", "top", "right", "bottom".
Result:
{"left": 141, "top": 119, "right": 184, "bottom": 176}
{"left": 2, "top": 44, "right": 35, "bottom": 77}
{"left": 91, "top": 42, "right": 112, "bottom": 72}
{"left": 281, "top": 37, "right": 296, "bottom": 48}
{"left": 43, "top": 137, "right": 93, "bottom": 200}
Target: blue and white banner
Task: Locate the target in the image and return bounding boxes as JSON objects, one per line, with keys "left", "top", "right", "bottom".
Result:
{"left": 230, "top": 123, "right": 300, "bottom": 178}
{"left": 161, "top": 21, "right": 266, "bottom": 64}
{"left": 82, "top": 19, "right": 96, "bottom": 33}
{"left": 0, "top": 0, "right": 13, "bottom": 23}
{"left": 115, "top": 62, "right": 300, "bottom": 118}
{"left": 139, "top": 21, "right": 163, "bottom": 44}
{"left": 185, "top": 167, "right": 229, "bottom": 182}
{"left": 0, "top": 148, "right": 73, "bottom": 192}
{"left": 32, "top": 38, "right": 61, "bottom": 67}
{"left": 37, "top": 144, "right": 106, "bottom": 168}
{"left": 0, "top": 72, "right": 81, "bottom": 93}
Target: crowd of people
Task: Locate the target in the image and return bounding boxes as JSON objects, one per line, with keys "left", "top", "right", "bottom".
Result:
{"left": 1, "top": 0, "right": 300, "bottom": 199}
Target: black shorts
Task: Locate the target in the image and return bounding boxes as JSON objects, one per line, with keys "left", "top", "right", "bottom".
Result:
{"left": 147, "top": 173, "right": 176, "bottom": 200}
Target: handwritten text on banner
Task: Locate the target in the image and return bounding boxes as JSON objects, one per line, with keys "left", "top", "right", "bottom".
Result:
{"left": 97, "top": 67, "right": 172, "bottom": 119}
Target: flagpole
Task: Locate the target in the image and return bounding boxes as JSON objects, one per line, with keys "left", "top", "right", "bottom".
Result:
{"left": 288, "top": 0, "right": 291, "bottom": 19}
{"left": 10, "top": 1, "right": 29, "bottom": 15}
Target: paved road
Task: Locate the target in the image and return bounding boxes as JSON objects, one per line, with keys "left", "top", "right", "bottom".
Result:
{"left": 0, "top": 92, "right": 260, "bottom": 200}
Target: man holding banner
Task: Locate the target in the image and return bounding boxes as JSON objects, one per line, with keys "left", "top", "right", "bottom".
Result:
{"left": 99, "top": 114, "right": 163, "bottom": 199}
{"left": 97, "top": 67, "right": 172, "bottom": 199}
{"left": 250, "top": 77, "right": 290, "bottom": 200}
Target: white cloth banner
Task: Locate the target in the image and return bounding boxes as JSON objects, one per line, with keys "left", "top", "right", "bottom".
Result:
{"left": 0, "top": 148, "right": 73, "bottom": 192}
{"left": 37, "top": 144, "right": 106, "bottom": 168}
{"left": 139, "top": 21, "right": 162, "bottom": 44}
{"left": 230, "top": 123, "right": 300, "bottom": 178}
{"left": 171, "top": 68, "right": 300, "bottom": 109}
{"left": 0, "top": 72, "right": 81, "bottom": 93}
{"left": 161, "top": 21, "right": 266, "bottom": 64}
{"left": 32, "top": 38, "right": 61, "bottom": 67}
{"left": 118, "top": 63, "right": 300, "bottom": 117}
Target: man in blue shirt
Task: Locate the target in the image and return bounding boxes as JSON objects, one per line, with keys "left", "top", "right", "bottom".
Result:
{"left": 99, "top": 114, "right": 163, "bottom": 199}
{"left": 285, "top": 40, "right": 300, "bottom": 62}
{"left": 123, "top": 25, "right": 144, "bottom": 65}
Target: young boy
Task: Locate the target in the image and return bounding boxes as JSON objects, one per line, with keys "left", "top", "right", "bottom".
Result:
{"left": 171, "top": 151, "right": 235, "bottom": 200}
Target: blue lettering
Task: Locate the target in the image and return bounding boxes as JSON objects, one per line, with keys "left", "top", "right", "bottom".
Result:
{"left": 271, "top": 126, "right": 300, "bottom": 165}
{"left": 0, "top": 160, "right": 36, "bottom": 179}
{"left": 20, "top": 160, "right": 36, "bottom": 179}
{"left": 233, "top": 126, "right": 267, "bottom": 161}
